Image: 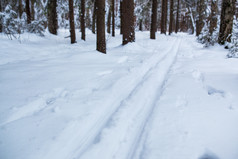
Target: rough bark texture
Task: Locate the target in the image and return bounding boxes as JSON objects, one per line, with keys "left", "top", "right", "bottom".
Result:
{"left": 196, "top": 0, "right": 205, "bottom": 36}
{"left": 26, "top": 0, "right": 31, "bottom": 24}
{"left": 107, "top": 7, "right": 111, "bottom": 34}
{"left": 169, "top": 0, "right": 174, "bottom": 35}
{"left": 150, "top": 0, "right": 158, "bottom": 39}
{"left": 218, "top": 0, "right": 235, "bottom": 45}
{"left": 122, "top": 0, "right": 135, "bottom": 45}
{"left": 161, "top": 0, "right": 168, "bottom": 34}
{"left": 112, "top": 0, "right": 115, "bottom": 37}
{"left": 81, "top": 0, "right": 86, "bottom": 40}
{"left": 96, "top": 0, "right": 106, "bottom": 53}
{"left": 47, "top": 0, "right": 58, "bottom": 35}
{"left": 69, "top": 0, "right": 76, "bottom": 43}
{"left": 92, "top": 0, "right": 96, "bottom": 34}
{"left": 31, "top": 0, "right": 35, "bottom": 21}
{"left": 175, "top": 0, "right": 179, "bottom": 33}
{"left": 209, "top": 0, "right": 218, "bottom": 35}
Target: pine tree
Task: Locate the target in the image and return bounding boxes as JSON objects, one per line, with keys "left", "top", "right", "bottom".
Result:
{"left": 47, "top": 0, "right": 57, "bottom": 35}
{"left": 112, "top": 0, "right": 115, "bottom": 37}
{"left": 31, "top": 0, "right": 35, "bottom": 21}
{"left": 150, "top": 0, "right": 158, "bottom": 39}
{"left": 96, "top": 0, "right": 106, "bottom": 53}
{"left": 196, "top": 0, "right": 206, "bottom": 36}
{"left": 169, "top": 0, "right": 174, "bottom": 35}
{"left": 69, "top": 0, "right": 76, "bottom": 43}
{"left": 26, "top": 0, "right": 31, "bottom": 24}
{"left": 161, "top": 0, "right": 168, "bottom": 34}
{"left": 81, "top": 0, "right": 86, "bottom": 40}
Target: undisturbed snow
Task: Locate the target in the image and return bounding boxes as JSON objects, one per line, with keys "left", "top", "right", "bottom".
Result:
{"left": 0, "top": 30, "right": 238, "bottom": 159}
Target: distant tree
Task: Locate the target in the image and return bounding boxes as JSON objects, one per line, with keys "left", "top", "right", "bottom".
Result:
{"left": 120, "top": 1, "right": 123, "bottom": 34}
{"left": 107, "top": 6, "right": 112, "bottom": 34}
{"left": 112, "top": 0, "right": 115, "bottom": 36}
{"left": 196, "top": 0, "right": 206, "bottom": 36}
{"left": 96, "top": 0, "right": 106, "bottom": 53}
{"left": 81, "top": 0, "right": 86, "bottom": 40}
{"left": 218, "top": 0, "right": 236, "bottom": 45}
{"left": 26, "top": 0, "right": 31, "bottom": 24}
{"left": 175, "top": 0, "right": 180, "bottom": 33}
{"left": 169, "top": 0, "right": 174, "bottom": 35}
{"left": 31, "top": 0, "right": 35, "bottom": 21}
{"left": 47, "top": 0, "right": 58, "bottom": 35}
{"left": 209, "top": 0, "right": 218, "bottom": 35}
{"left": 150, "top": 0, "right": 158, "bottom": 39}
{"left": 161, "top": 0, "right": 168, "bottom": 34}
{"left": 122, "top": 0, "right": 135, "bottom": 45}
{"left": 92, "top": 0, "right": 96, "bottom": 34}
{"left": 69, "top": 0, "right": 76, "bottom": 43}
{"left": 0, "top": 1, "right": 2, "bottom": 33}
{"left": 19, "top": 0, "right": 23, "bottom": 18}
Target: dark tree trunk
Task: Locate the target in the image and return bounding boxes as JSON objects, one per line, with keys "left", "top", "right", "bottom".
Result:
{"left": 218, "top": 0, "right": 235, "bottom": 45}
{"left": 196, "top": 0, "right": 205, "bottom": 36}
{"left": 175, "top": 0, "right": 179, "bottom": 33}
{"left": 112, "top": 0, "right": 115, "bottom": 37}
{"left": 0, "top": 1, "right": 2, "bottom": 33}
{"left": 107, "top": 7, "right": 111, "bottom": 34}
{"left": 81, "top": 0, "right": 86, "bottom": 40}
{"left": 150, "top": 0, "right": 158, "bottom": 39}
{"left": 209, "top": 0, "right": 218, "bottom": 35}
{"left": 139, "top": 19, "right": 143, "bottom": 31}
{"left": 169, "top": 0, "right": 174, "bottom": 35}
{"left": 69, "top": 0, "right": 76, "bottom": 43}
{"left": 19, "top": 0, "right": 23, "bottom": 18}
{"left": 122, "top": 0, "right": 135, "bottom": 45}
{"left": 161, "top": 0, "right": 168, "bottom": 34}
{"left": 92, "top": 0, "right": 96, "bottom": 34}
{"left": 120, "top": 1, "right": 123, "bottom": 35}
{"left": 26, "top": 0, "right": 31, "bottom": 24}
{"left": 31, "top": 0, "right": 35, "bottom": 21}
{"left": 96, "top": 0, "right": 106, "bottom": 53}
{"left": 47, "top": 0, "right": 58, "bottom": 35}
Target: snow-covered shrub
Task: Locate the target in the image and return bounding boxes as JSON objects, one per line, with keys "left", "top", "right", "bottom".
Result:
{"left": 27, "top": 20, "right": 45, "bottom": 36}
{"left": 227, "top": 19, "right": 238, "bottom": 58}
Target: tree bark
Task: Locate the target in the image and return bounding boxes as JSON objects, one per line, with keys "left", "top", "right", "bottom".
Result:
{"left": 92, "top": 0, "right": 96, "bottom": 34}
{"left": 112, "top": 0, "right": 115, "bottom": 37}
{"left": 150, "top": 0, "right": 158, "bottom": 39}
{"left": 218, "top": 0, "right": 235, "bottom": 44}
{"left": 139, "top": 19, "right": 143, "bottom": 31}
{"left": 31, "top": 0, "right": 35, "bottom": 21}
{"left": 175, "top": 0, "right": 179, "bottom": 33}
{"left": 196, "top": 0, "right": 205, "bottom": 36}
{"left": 96, "top": 0, "right": 106, "bottom": 53}
{"left": 122, "top": 0, "right": 135, "bottom": 45}
{"left": 169, "top": 0, "right": 174, "bottom": 35}
{"left": 26, "top": 0, "right": 31, "bottom": 24}
{"left": 19, "top": 0, "right": 23, "bottom": 18}
{"left": 47, "top": 0, "right": 58, "bottom": 35}
{"left": 161, "top": 0, "right": 168, "bottom": 34}
{"left": 107, "top": 7, "right": 111, "bottom": 34}
{"left": 81, "top": 0, "right": 86, "bottom": 40}
{"left": 209, "top": 0, "right": 218, "bottom": 35}
{"left": 69, "top": 0, "right": 76, "bottom": 43}
{"left": 120, "top": 1, "right": 123, "bottom": 35}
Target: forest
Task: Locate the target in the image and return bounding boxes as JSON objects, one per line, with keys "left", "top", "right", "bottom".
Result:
{"left": 1, "top": 0, "right": 238, "bottom": 159}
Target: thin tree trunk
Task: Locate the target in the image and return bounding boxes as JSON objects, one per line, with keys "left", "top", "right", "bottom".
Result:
{"left": 47, "top": 0, "right": 58, "bottom": 35}
{"left": 31, "top": 0, "right": 35, "bottom": 21}
{"left": 150, "top": 0, "right": 158, "bottom": 39}
{"left": 161, "top": 0, "right": 168, "bottom": 34}
{"left": 26, "top": 0, "right": 31, "bottom": 24}
{"left": 81, "top": 0, "right": 86, "bottom": 40}
{"left": 69, "top": 0, "right": 76, "bottom": 43}
{"left": 175, "top": 0, "right": 179, "bottom": 33}
{"left": 112, "top": 0, "right": 115, "bottom": 37}
{"left": 120, "top": 1, "right": 123, "bottom": 35}
{"left": 96, "top": 0, "right": 106, "bottom": 53}
{"left": 139, "top": 19, "right": 143, "bottom": 31}
{"left": 107, "top": 7, "right": 111, "bottom": 34}
{"left": 169, "top": 0, "right": 174, "bottom": 35}
{"left": 92, "top": 0, "right": 96, "bottom": 34}
{"left": 122, "top": 0, "right": 135, "bottom": 45}
{"left": 218, "top": 0, "right": 236, "bottom": 44}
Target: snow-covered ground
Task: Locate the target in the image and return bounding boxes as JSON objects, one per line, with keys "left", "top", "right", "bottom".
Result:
{"left": 0, "top": 30, "right": 238, "bottom": 159}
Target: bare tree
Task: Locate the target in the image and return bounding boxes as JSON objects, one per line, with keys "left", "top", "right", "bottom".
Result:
{"left": 150, "top": 0, "right": 158, "bottom": 39}
{"left": 69, "top": 0, "right": 76, "bottom": 43}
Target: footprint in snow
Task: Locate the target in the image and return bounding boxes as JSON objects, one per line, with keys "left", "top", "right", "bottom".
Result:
{"left": 97, "top": 70, "right": 113, "bottom": 76}
{"left": 206, "top": 86, "right": 226, "bottom": 98}
{"left": 199, "top": 151, "right": 219, "bottom": 159}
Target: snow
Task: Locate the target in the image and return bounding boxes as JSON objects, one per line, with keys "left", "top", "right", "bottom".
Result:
{"left": 0, "top": 30, "right": 238, "bottom": 159}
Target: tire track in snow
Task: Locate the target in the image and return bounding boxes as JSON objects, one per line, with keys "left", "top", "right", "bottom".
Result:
{"left": 75, "top": 39, "right": 182, "bottom": 159}
{"left": 43, "top": 39, "right": 179, "bottom": 159}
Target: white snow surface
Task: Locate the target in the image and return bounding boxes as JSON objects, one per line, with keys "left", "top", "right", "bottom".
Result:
{"left": 0, "top": 30, "right": 238, "bottom": 159}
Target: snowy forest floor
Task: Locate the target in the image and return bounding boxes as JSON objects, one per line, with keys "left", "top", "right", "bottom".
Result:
{"left": 0, "top": 30, "right": 238, "bottom": 159}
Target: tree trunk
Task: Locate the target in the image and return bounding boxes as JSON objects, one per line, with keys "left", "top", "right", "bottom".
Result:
{"left": 26, "top": 0, "right": 31, "bottom": 24}
{"left": 112, "top": 0, "right": 115, "bottom": 37}
{"left": 209, "top": 0, "right": 218, "bottom": 35}
{"left": 47, "top": 0, "right": 58, "bottom": 35}
{"left": 169, "top": 0, "right": 174, "bottom": 35}
{"left": 161, "top": 0, "right": 168, "bottom": 34}
{"left": 92, "top": 0, "right": 96, "bottom": 34}
{"left": 150, "top": 0, "right": 158, "bottom": 39}
{"left": 122, "top": 0, "right": 135, "bottom": 45}
{"left": 31, "top": 0, "right": 35, "bottom": 21}
{"left": 196, "top": 0, "right": 205, "bottom": 36}
{"left": 107, "top": 7, "right": 111, "bottom": 34}
{"left": 175, "top": 0, "right": 179, "bottom": 33}
{"left": 0, "top": 1, "right": 2, "bottom": 33}
{"left": 139, "top": 19, "right": 143, "bottom": 31}
{"left": 218, "top": 0, "right": 235, "bottom": 44}
{"left": 69, "top": 0, "right": 76, "bottom": 43}
{"left": 81, "top": 0, "right": 86, "bottom": 40}
{"left": 19, "top": 0, "right": 23, "bottom": 18}
{"left": 96, "top": 0, "right": 106, "bottom": 53}
{"left": 120, "top": 1, "right": 123, "bottom": 35}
